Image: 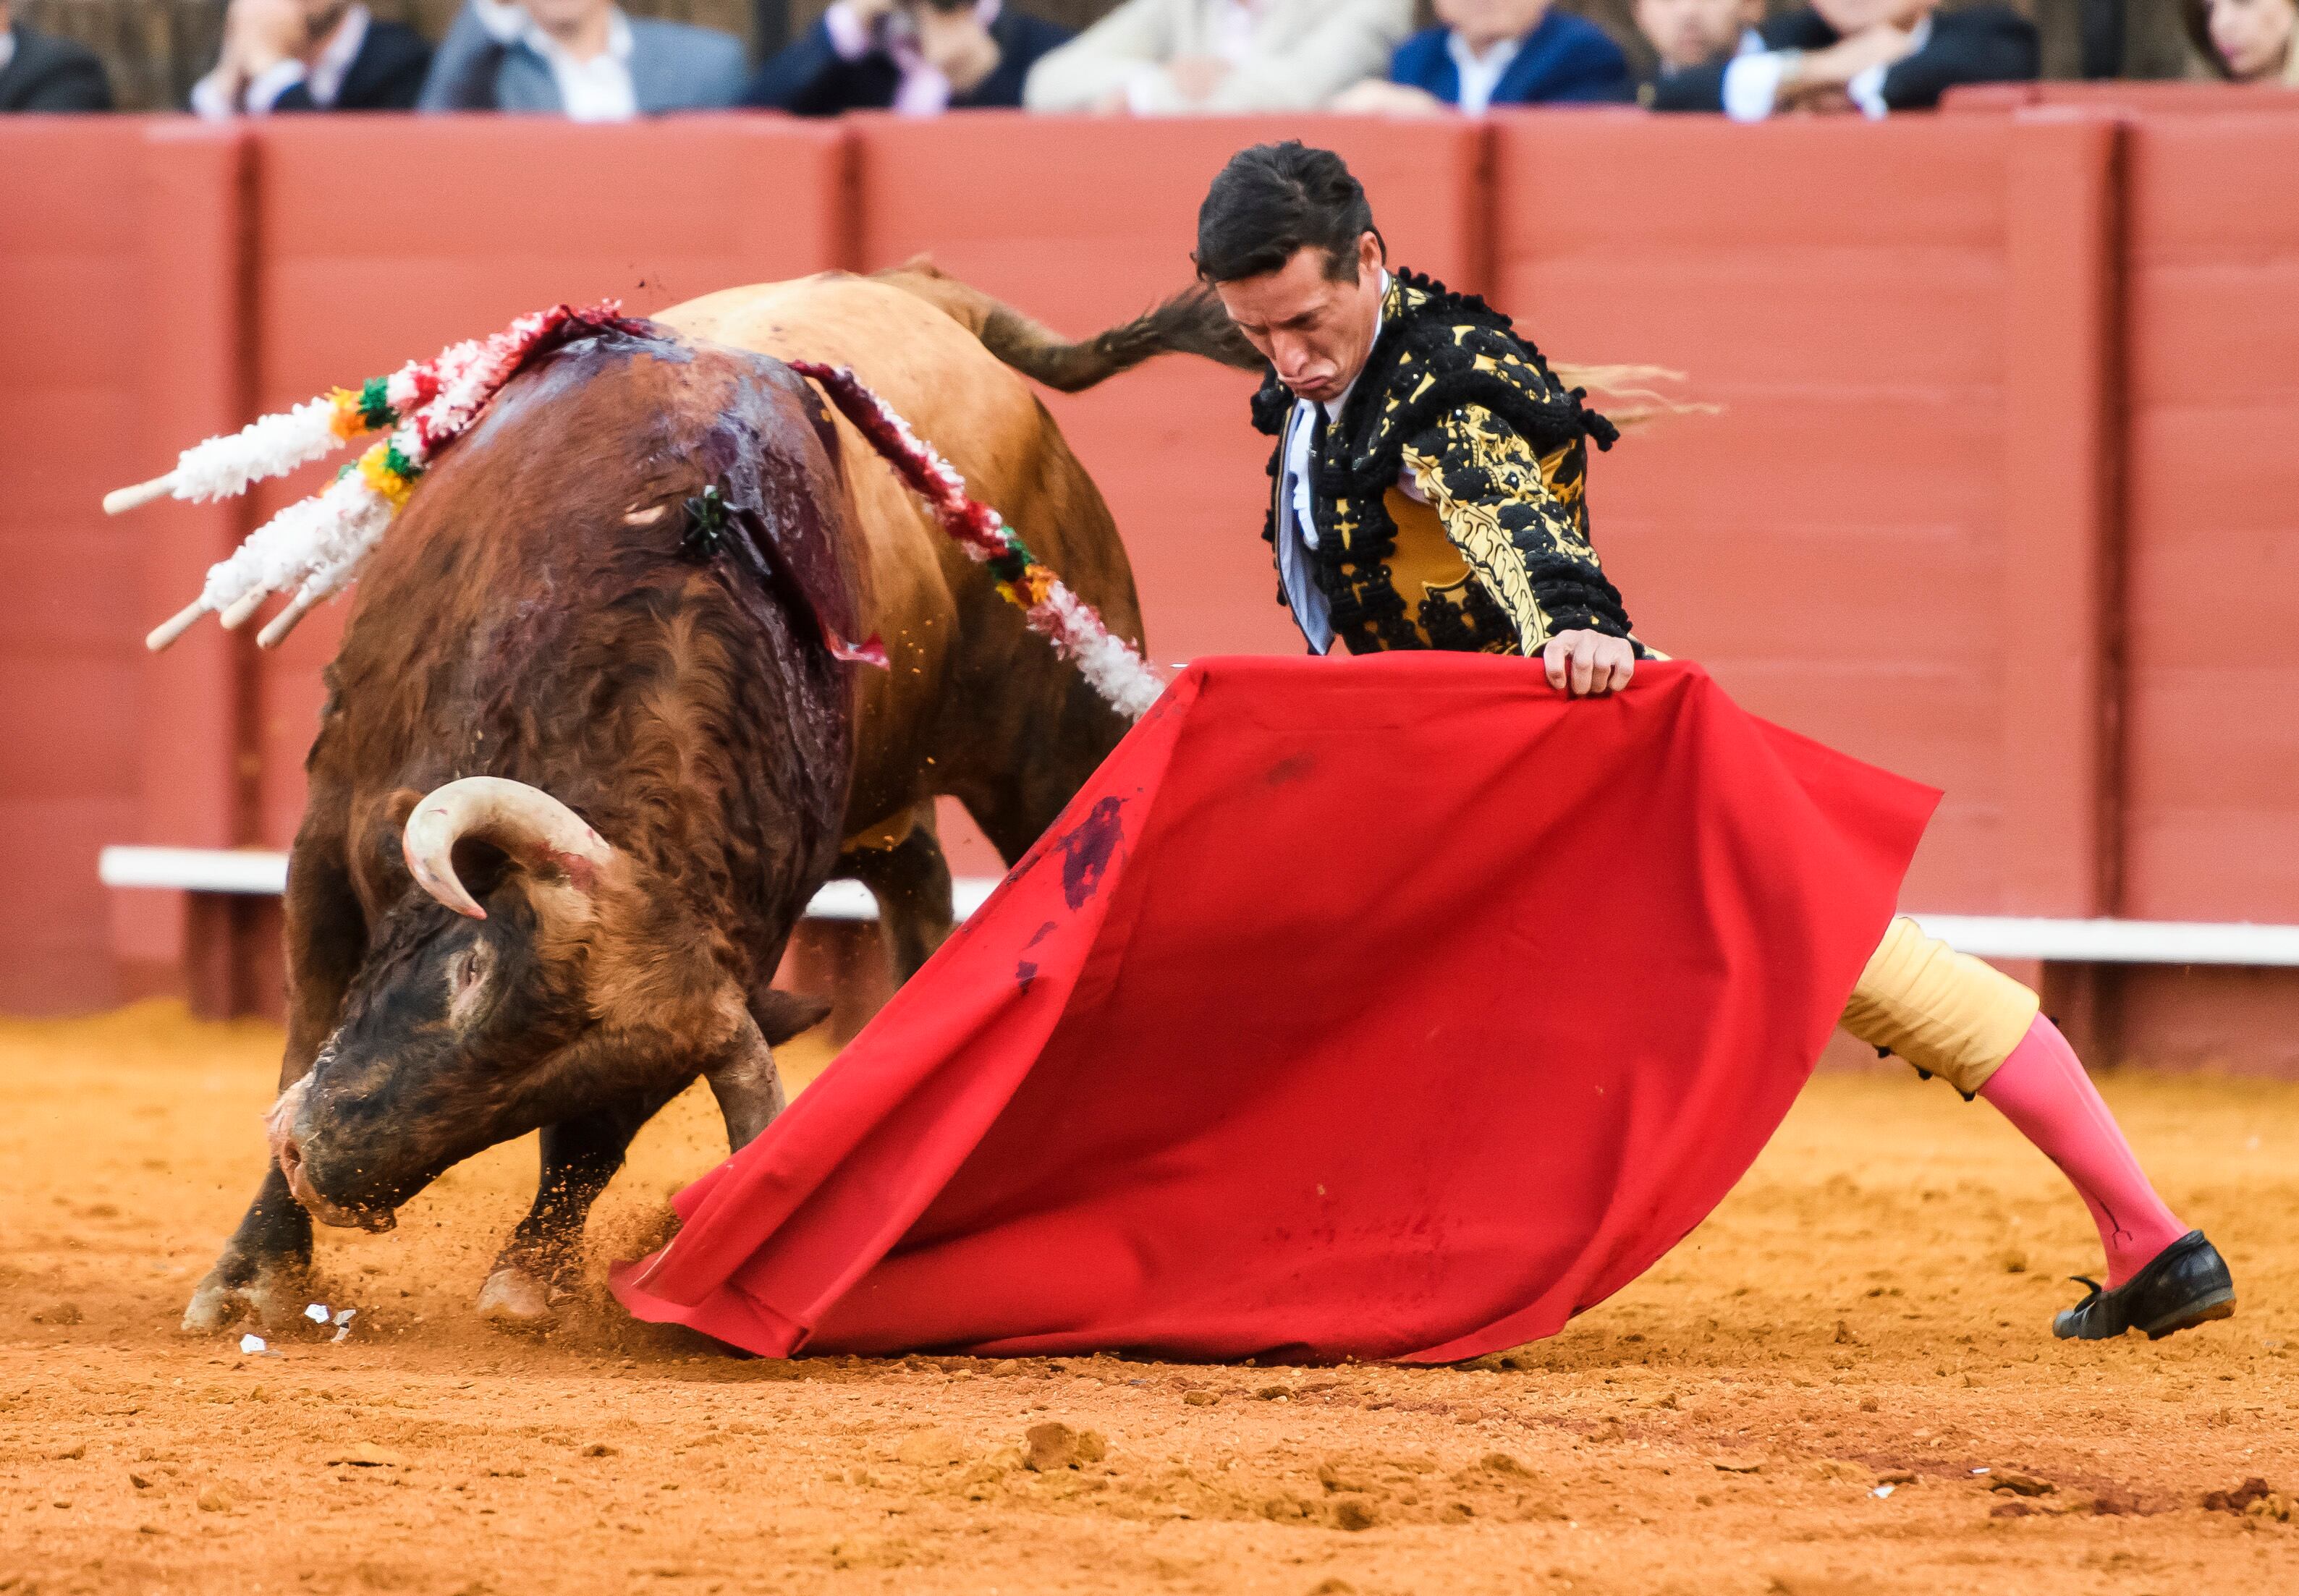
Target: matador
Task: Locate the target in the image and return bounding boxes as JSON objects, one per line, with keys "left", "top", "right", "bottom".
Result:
{"left": 1193, "top": 140, "right": 2232, "bottom": 1343}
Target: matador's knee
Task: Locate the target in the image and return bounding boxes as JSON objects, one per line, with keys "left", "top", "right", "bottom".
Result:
{"left": 1838, "top": 917, "right": 2039, "bottom": 1098}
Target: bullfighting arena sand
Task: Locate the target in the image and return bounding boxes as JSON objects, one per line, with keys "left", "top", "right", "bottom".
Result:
{"left": 3, "top": 1006, "right": 2293, "bottom": 1595}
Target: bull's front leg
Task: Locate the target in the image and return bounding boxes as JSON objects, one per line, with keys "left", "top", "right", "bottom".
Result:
{"left": 479, "top": 1009, "right": 802, "bottom": 1329}
{"left": 185, "top": 838, "right": 365, "bottom": 1335}
{"left": 182, "top": 1165, "right": 317, "bottom": 1336}
{"left": 478, "top": 1090, "right": 681, "bottom": 1329}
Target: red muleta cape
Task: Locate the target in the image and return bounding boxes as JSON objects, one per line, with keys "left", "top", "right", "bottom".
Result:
{"left": 613, "top": 655, "right": 1936, "bottom": 1363}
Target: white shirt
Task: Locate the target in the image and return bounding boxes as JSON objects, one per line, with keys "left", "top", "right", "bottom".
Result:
{"left": 1446, "top": 30, "right": 1520, "bottom": 116}
{"left": 1276, "top": 273, "right": 1392, "bottom": 654}
{"left": 190, "top": 4, "right": 371, "bottom": 118}
{"left": 0, "top": 29, "right": 16, "bottom": 76}
{"left": 524, "top": 7, "right": 640, "bottom": 122}
{"left": 1721, "top": 17, "right": 1930, "bottom": 122}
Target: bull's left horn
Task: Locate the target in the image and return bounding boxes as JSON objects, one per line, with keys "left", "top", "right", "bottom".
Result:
{"left": 402, "top": 776, "right": 616, "bottom": 920}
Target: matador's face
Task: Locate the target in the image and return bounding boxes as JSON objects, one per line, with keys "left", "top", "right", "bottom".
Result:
{"left": 1212, "top": 234, "right": 1387, "bottom": 409}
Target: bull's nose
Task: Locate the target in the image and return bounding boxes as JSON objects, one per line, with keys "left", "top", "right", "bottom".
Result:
{"left": 280, "top": 1139, "right": 399, "bottom": 1233}
{"left": 276, "top": 1129, "right": 305, "bottom": 1187}
{"left": 266, "top": 1077, "right": 311, "bottom": 1171}
{"left": 268, "top": 1083, "right": 396, "bottom": 1233}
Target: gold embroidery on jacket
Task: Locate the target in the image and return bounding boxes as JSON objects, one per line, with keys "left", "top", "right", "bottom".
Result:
{"left": 1400, "top": 404, "right": 1607, "bottom": 655}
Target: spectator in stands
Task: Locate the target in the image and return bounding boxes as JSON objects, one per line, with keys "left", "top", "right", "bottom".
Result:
{"left": 1632, "top": 0, "right": 1762, "bottom": 86}
{"left": 190, "top": 0, "right": 429, "bottom": 116}
{"left": 1331, "top": 0, "right": 1632, "bottom": 114}
{"left": 2184, "top": 0, "right": 2299, "bottom": 84}
{"left": 1647, "top": 0, "right": 2038, "bottom": 116}
{"left": 744, "top": 0, "right": 1071, "bottom": 114}
{"left": 2059, "top": 0, "right": 2196, "bottom": 79}
{"left": 421, "top": 0, "right": 746, "bottom": 116}
{"left": 1023, "top": 0, "right": 1411, "bottom": 114}
{"left": 0, "top": 0, "right": 114, "bottom": 109}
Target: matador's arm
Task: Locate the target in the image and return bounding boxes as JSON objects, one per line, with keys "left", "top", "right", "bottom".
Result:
{"left": 1399, "top": 404, "right": 1633, "bottom": 657}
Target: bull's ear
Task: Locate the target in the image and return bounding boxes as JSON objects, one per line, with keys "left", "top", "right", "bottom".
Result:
{"left": 382, "top": 787, "right": 423, "bottom": 833}
{"left": 362, "top": 786, "right": 429, "bottom": 893}
{"left": 750, "top": 988, "right": 832, "bottom": 1046}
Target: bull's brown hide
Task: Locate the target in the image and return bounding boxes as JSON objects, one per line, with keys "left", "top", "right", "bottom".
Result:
{"left": 653, "top": 274, "right": 1146, "bottom": 857}
{"left": 188, "top": 272, "right": 1148, "bottom": 1334}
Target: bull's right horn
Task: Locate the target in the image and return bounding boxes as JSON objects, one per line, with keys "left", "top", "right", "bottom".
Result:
{"left": 402, "top": 776, "right": 617, "bottom": 920}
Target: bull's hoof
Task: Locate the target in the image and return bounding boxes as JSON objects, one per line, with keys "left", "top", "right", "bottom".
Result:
{"left": 476, "top": 1265, "right": 559, "bottom": 1330}
{"left": 182, "top": 1261, "right": 308, "bottom": 1336}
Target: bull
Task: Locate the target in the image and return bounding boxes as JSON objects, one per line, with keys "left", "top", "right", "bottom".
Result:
{"left": 186, "top": 266, "right": 1253, "bottom": 1332}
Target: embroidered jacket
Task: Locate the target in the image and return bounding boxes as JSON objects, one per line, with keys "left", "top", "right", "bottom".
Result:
{"left": 1253, "top": 270, "right": 1635, "bottom": 656}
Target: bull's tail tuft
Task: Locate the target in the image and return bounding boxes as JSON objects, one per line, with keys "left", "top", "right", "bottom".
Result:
{"left": 873, "top": 255, "right": 1263, "bottom": 394}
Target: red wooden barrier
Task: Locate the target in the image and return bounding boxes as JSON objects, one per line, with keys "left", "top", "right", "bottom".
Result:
{"left": 1496, "top": 110, "right": 2054, "bottom": 914}
{"left": 2120, "top": 112, "right": 2299, "bottom": 925}
{"left": 0, "top": 120, "right": 170, "bottom": 1012}
{"left": 2110, "top": 112, "right": 2299, "bottom": 1071}
{"left": 1945, "top": 82, "right": 2299, "bottom": 115}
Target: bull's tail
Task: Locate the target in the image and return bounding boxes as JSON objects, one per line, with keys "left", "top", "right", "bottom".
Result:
{"left": 872, "top": 256, "right": 1709, "bottom": 426}
{"left": 873, "top": 255, "right": 1263, "bottom": 393}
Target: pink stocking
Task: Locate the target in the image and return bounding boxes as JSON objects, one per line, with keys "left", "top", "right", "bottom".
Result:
{"left": 1978, "top": 1014, "right": 2187, "bottom": 1289}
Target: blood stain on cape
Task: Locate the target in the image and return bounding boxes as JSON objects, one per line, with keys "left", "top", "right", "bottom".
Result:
{"left": 1014, "top": 920, "right": 1060, "bottom": 994}
{"left": 1057, "top": 798, "right": 1126, "bottom": 910}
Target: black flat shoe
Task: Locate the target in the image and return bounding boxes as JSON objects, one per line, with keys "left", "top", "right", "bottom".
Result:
{"left": 2052, "top": 1230, "right": 2236, "bottom": 1341}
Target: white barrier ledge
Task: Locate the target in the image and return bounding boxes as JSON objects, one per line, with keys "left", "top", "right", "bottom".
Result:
{"left": 99, "top": 846, "right": 999, "bottom": 925}
{"left": 95, "top": 848, "right": 2299, "bottom": 964}
{"left": 1906, "top": 914, "right": 2299, "bottom": 968}
{"left": 100, "top": 846, "right": 287, "bottom": 895}
{"left": 802, "top": 877, "right": 999, "bottom": 923}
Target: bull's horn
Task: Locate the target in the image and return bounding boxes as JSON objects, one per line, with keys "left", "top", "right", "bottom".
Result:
{"left": 402, "top": 776, "right": 616, "bottom": 920}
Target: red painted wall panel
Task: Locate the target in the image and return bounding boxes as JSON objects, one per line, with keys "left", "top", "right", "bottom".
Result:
{"left": 2121, "top": 115, "right": 2299, "bottom": 921}
{"left": 1491, "top": 113, "right": 2016, "bottom": 913}
{"left": 0, "top": 122, "right": 148, "bottom": 1011}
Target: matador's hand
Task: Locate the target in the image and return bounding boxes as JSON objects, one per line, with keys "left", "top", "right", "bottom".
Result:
{"left": 1542, "top": 630, "right": 1635, "bottom": 698}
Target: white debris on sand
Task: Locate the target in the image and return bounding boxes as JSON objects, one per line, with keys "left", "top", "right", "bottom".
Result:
{"left": 299, "top": 1302, "right": 359, "bottom": 1341}
{"left": 239, "top": 1333, "right": 281, "bottom": 1358}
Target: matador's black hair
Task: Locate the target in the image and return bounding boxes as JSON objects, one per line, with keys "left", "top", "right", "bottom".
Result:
{"left": 1195, "top": 141, "right": 1385, "bottom": 286}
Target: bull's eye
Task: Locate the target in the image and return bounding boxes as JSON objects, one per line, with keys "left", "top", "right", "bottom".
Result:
{"left": 446, "top": 944, "right": 491, "bottom": 1022}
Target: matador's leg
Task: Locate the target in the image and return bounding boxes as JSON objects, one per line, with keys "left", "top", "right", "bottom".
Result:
{"left": 1839, "top": 918, "right": 2235, "bottom": 1341}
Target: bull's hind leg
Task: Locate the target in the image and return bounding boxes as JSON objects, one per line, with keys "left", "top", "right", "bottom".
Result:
{"left": 839, "top": 800, "right": 955, "bottom": 984}
{"left": 185, "top": 838, "right": 366, "bottom": 1335}
{"left": 478, "top": 1089, "right": 682, "bottom": 1330}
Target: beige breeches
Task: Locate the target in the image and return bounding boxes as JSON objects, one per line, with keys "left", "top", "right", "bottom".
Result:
{"left": 1837, "top": 917, "right": 2041, "bottom": 1097}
